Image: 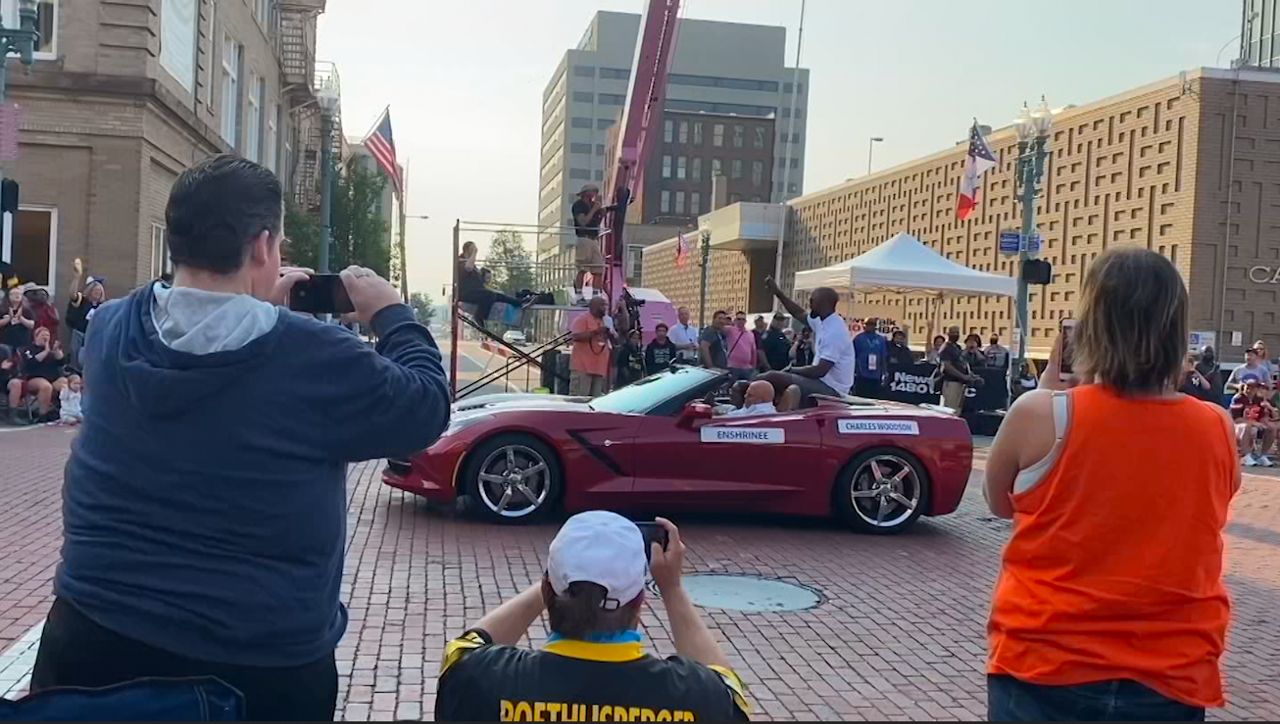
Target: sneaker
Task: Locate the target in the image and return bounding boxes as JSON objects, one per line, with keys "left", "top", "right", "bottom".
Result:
{"left": 1243, "top": 453, "right": 1259, "bottom": 467}
{"left": 1258, "top": 454, "right": 1276, "bottom": 467}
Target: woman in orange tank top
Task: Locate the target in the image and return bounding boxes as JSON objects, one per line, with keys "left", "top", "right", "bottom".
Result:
{"left": 983, "top": 249, "right": 1239, "bottom": 722}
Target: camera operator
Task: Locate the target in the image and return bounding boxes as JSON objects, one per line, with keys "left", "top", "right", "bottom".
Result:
{"left": 30, "top": 154, "right": 451, "bottom": 721}
{"left": 435, "top": 513, "right": 751, "bottom": 722}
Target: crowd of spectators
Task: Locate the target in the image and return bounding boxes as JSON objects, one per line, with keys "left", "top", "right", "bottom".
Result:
{"left": 1, "top": 261, "right": 106, "bottom": 425}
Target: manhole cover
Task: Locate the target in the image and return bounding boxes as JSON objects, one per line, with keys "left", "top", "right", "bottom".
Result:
{"left": 653, "top": 574, "right": 822, "bottom": 612}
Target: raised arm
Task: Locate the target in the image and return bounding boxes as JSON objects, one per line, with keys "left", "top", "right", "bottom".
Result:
{"left": 648, "top": 518, "right": 731, "bottom": 669}
{"left": 763, "top": 276, "right": 806, "bottom": 321}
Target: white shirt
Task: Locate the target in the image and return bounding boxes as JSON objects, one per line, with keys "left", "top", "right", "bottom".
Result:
{"left": 723, "top": 401, "right": 777, "bottom": 418}
{"left": 668, "top": 322, "right": 700, "bottom": 360}
{"left": 808, "top": 313, "right": 855, "bottom": 395}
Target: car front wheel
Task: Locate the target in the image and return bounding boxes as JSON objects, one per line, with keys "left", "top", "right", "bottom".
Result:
{"left": 463, "top": 434, "right": 562, "bottom": 523}
{"left": 835, "top": 448, "right": 930, "bottom": 534}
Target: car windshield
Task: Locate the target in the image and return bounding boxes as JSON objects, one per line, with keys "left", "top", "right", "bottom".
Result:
{"left": 589, "top": 367, "right": 722, "bottom": 415}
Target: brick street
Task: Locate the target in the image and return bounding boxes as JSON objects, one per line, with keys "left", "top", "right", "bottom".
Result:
{"left": 1, "top": 425, "right": 1277, "bottom": 721}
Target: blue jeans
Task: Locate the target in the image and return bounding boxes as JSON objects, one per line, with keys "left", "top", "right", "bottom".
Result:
{"left": 988, "top": 675, "right": 1205, "bottom": 722}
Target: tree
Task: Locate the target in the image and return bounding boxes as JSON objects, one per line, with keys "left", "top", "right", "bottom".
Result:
{"left": 486, "top": 230, "right": 535, "bottom": 296}
{"left": 283, "top": 164, "right": 389, "bottom": 276}
{"left": 409, "top": 291, "right": 435, "bottom": 323}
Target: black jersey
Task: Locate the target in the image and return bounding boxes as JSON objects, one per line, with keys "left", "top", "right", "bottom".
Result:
{"left": 436, "top": 629, "right": 751, "bottom": 722}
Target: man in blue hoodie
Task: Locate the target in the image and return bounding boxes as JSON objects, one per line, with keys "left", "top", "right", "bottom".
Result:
{"left": 29, "top": 155, "right": 451, "bottom": 720}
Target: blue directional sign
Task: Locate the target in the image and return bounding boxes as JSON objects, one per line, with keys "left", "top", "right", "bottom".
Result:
{"left": 999, "top": 231, "right": 1021, "bottom": 254}
{"left": 1025, "top": 232, "right": 1042, "bottom": 254}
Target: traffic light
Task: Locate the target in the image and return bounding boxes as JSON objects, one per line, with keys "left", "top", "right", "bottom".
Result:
{"left": 1022, "top": 259, "right": 1053, "bottom": 285}
{"left": 1, "top": 178, "right": 17, "bottom": 215}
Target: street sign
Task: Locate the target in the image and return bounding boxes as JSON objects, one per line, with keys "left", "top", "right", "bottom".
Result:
{"left": 1189, "top": 330, "right": 1216, "bottom": 352}
{"left": 999, "top": 230, "right": 1021, "bottom": 255}
{"left": 999, "top": 230, "right": 1043, "bottom": 255}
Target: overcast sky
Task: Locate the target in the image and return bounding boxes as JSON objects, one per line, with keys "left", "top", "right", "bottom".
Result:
{"left": 316, "top": 0, "right": 1237, "bottom": 298}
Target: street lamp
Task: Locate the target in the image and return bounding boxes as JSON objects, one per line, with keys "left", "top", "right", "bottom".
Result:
{"left": 314, "top": 65, "right": 341, "bottom": 275}
{"left": 1012, "top": 97, "right": 1053, "bottom": 379}
{"left": 866, "top": 137, "right": 883, "bottom": 175}
{"left": 0, "top": 0, "right": 41, "bottom": 265}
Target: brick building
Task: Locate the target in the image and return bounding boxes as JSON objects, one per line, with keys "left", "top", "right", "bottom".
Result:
{"left": 644, "top": 67, "right": 1280, "bottom": 357}
{"left": 1, "top": 0, "right": 328, "bottom": 309}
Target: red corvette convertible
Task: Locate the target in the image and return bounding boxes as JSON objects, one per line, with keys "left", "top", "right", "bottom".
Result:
{"left": 382, "top": 367, "right": 973, "bottom": 534}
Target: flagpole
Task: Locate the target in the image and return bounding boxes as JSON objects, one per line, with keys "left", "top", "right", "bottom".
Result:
{"left": 398, "top": 158, "right": 410, "bottom": 303}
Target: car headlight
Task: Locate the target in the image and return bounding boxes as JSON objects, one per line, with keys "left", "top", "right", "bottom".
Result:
{"left": 440, "top": 414, "right": 493, "bottom": 437}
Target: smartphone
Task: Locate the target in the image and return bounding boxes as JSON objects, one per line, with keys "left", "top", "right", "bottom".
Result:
{"left": 634, "top": 521, "right": 669, "bottom": 562}
{"left": 289, "top": 274, "right": 354, "bottom": 315}
{"left": 1059, "top": 318, "right": 1077, "bottom": 381}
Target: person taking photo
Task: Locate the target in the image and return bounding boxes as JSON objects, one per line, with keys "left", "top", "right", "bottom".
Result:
{"left": 983, "top": 248, "right": 1238, "bottom": 722}
{"left": 30, "top": 154, "right": 452, "bottom": 721}
{"left": 434, "top": 513, "right": 750, "bottom": 722}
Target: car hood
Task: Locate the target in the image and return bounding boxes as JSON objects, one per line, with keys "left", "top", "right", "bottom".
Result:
{"left": 452, "top": 393, "right": 593, "bottom": 418}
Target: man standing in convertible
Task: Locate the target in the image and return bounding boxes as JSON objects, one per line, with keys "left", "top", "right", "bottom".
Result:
{"left": 758, "top": 276, "right": 855, "bottom": 411}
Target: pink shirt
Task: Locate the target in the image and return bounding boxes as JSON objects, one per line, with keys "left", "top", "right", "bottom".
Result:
{"left": 724, "top": 326, "right": 756, "bottom": 370}
{"left": 570, "top": 313, "right": 611, "bottom": 377}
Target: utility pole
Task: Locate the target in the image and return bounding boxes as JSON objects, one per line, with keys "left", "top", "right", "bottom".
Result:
{"left": 0, "top": 1, "right": 42, "bottom": 266}
{"left": 698, "top": 228, "right": 711, "bottom": 328}
{"left": 317, "top": 111, "right": 333, "bottom": 274}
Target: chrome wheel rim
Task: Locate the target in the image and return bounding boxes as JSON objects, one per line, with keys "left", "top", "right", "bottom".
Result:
{"left": 476, "top": 445, "right": 551, "bottom": 518}
{"left": 850, "top": 454, "right": 921, "bottom": 528}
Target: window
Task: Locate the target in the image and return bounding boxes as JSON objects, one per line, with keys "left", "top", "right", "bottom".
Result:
{"left": 569, "top": 168, "right": 591, "bottom": 179}
{"left": 2, "top": 0, "right": 56, "bottom": 59}
{"left": 661, "top": 155, "right": 672, "bottom": 179}
{"left": 599, "top": 67, "right": 630, "bottom": 80}
{"left": 595, "top": 144, "right": 605, "bottom": 155}
{"left": 667, "top": 73, "right": 779, "bottom": 92}
{"left": 674, "top": 190, "right": 686, "bottom": 214}
{"left": 219, "top": 34, "right": 241, "bottom": 145}
{"left": 245, "top": 71, "right": 263, "bottom": 161}
{"left": 678, "top": 121, "right": 688, "bottom": 144}
{"left": 664, "top": 120, "right": 674, "bottom": 143}
{"left": 660, "top": 190, "right": 671, "bottom": 213}
{"left": 626, "top": 245, "right": 644, "bottom": 284}
{"left": 711, "top": 158, "right": 722, "bottom": 177}
{"left": 266, "top": 102, "right": 279, "bottom": 172}
{"left": 787, "top": 182, "right": 798, "bottom": 194}
{"left": 731, "top": 159, "right": 742, "bottom": 179}
{"left": 690, "top": 157, "right": 702, "bottom": 181}
{"left": 159, "top": 0, "right": 198, "bottom": 92}
{"left": 692, "top": 123, "right": 703, "bottom": 145}
{"left": 751, "top": 160, "right": 764, "bottom": 187}
{"left": 789, "top": 158, "right": 799, "bottom": 169}
{"left": 732, "top": 125, "right": 743, "bottom": 148}
{"left": 676, "top": 156, "right": 686, "bottom": 180}
{"left": 570, "top": 117, "right": 592, "bottom": 128}
{"left": 255, "top": 0, "right": 270, "bottom": 26}
{"left": 598, "top": 93, "right": 626, "bottom": 105}
{"left": 573, "top": 66, "right": 595, "bottom": 77}
{"left": 594, "top": 170, "right": 603, "bottom": 181}
{"left": 665, "top": 99, "right": 778, "bottom": 117}
{"left": 754, "top": 126, "right": 766, "bottom": 149}
{"left": 595, "top": 118, "right": 613, "bottom": 129}
{"left": 8, "top": 206, "right": 55, "bottom": 290}
{"left": 150, "top": 224, "right": 172, "bottom": 280}
{"left": 690, "top": 191, "right": 701, "bottom": 215}
{"left": 712, "top": 124, "right": 724, "bottom": 147}
{"left": 569, "top": 142, "right": 592, "bottom": 154}
{"left": 572, "top": 91, "right": 593, "bottom": 103}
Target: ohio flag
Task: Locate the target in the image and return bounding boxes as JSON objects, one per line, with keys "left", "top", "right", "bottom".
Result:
{"left": 956, "top": 121, "right": 997, "bottom": 221}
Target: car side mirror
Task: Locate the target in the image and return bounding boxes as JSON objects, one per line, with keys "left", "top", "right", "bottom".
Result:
{"left": 678, "top": 401, "right": 714, "bottom": 427}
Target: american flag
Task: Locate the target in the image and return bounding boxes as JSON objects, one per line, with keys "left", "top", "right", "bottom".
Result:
{"left": 363, "top": 107, "right": 404, "bottom": 197}
{"left": 675, "top": 230, "right": 689, "bottom": 267}
{"left": 955, "top": 121, "right": 997, "bottom": 221}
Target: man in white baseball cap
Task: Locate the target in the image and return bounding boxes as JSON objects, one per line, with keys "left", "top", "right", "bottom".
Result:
{"left": 435, "top": 513, "right": 750, "bottom": 722}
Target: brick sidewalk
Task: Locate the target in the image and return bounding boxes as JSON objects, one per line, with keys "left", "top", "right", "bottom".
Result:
{"left": 1, "top": 426, "right": 1278, "bottom": 720}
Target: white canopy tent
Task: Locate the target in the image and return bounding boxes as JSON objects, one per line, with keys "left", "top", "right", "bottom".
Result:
{"left": 793, "top": 232, "right": 1017, "bottom": 342}
{"left": 793, "top": 232, "right": 1017, "bottom": 297}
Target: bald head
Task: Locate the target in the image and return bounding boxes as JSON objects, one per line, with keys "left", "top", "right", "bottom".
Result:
{"left": 947, "top": 325, "right": 961, "bottom": 343}
{"left": 745, "top": 380, "right": 774, "bottom": 407}
{"left": 809, "top": 287, "right": 839, "bottom": 317}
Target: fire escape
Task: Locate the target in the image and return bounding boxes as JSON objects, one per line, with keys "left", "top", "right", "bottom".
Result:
{"left": 277, "top": 0, "right": 338, "bottom": 211}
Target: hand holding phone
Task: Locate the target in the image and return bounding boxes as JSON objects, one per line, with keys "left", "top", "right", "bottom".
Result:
{"left": 288, "top": 273, "right": 355, "bottom": 315}
{"left": 1059, "top": 319, "right": 1077, "bottom": 383}
{"left": 634, "top": 521, "right": 669, "bottom": 563}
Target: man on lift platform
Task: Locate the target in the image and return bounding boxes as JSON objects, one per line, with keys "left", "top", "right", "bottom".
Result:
{"left": 571, "top": 184, "right": 606, "bottom": 303}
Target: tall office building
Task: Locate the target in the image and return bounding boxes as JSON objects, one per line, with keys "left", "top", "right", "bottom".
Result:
{"left": 536, "top": 11, "right": 809, "bottom": 283}
{"left": 1241, "top": 0, "right": 1280, "bottom": 67}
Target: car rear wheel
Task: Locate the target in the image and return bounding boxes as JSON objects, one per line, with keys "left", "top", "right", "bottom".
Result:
{"left": 463, "top": 434, "right": 562, "bottom": 523}
{"left": 835, "top": 448, "right": 930, "bottom": 534}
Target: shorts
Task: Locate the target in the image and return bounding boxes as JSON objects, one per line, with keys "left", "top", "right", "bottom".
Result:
{"left": 574, "top": 237, "right": 605, "bottom": 269}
